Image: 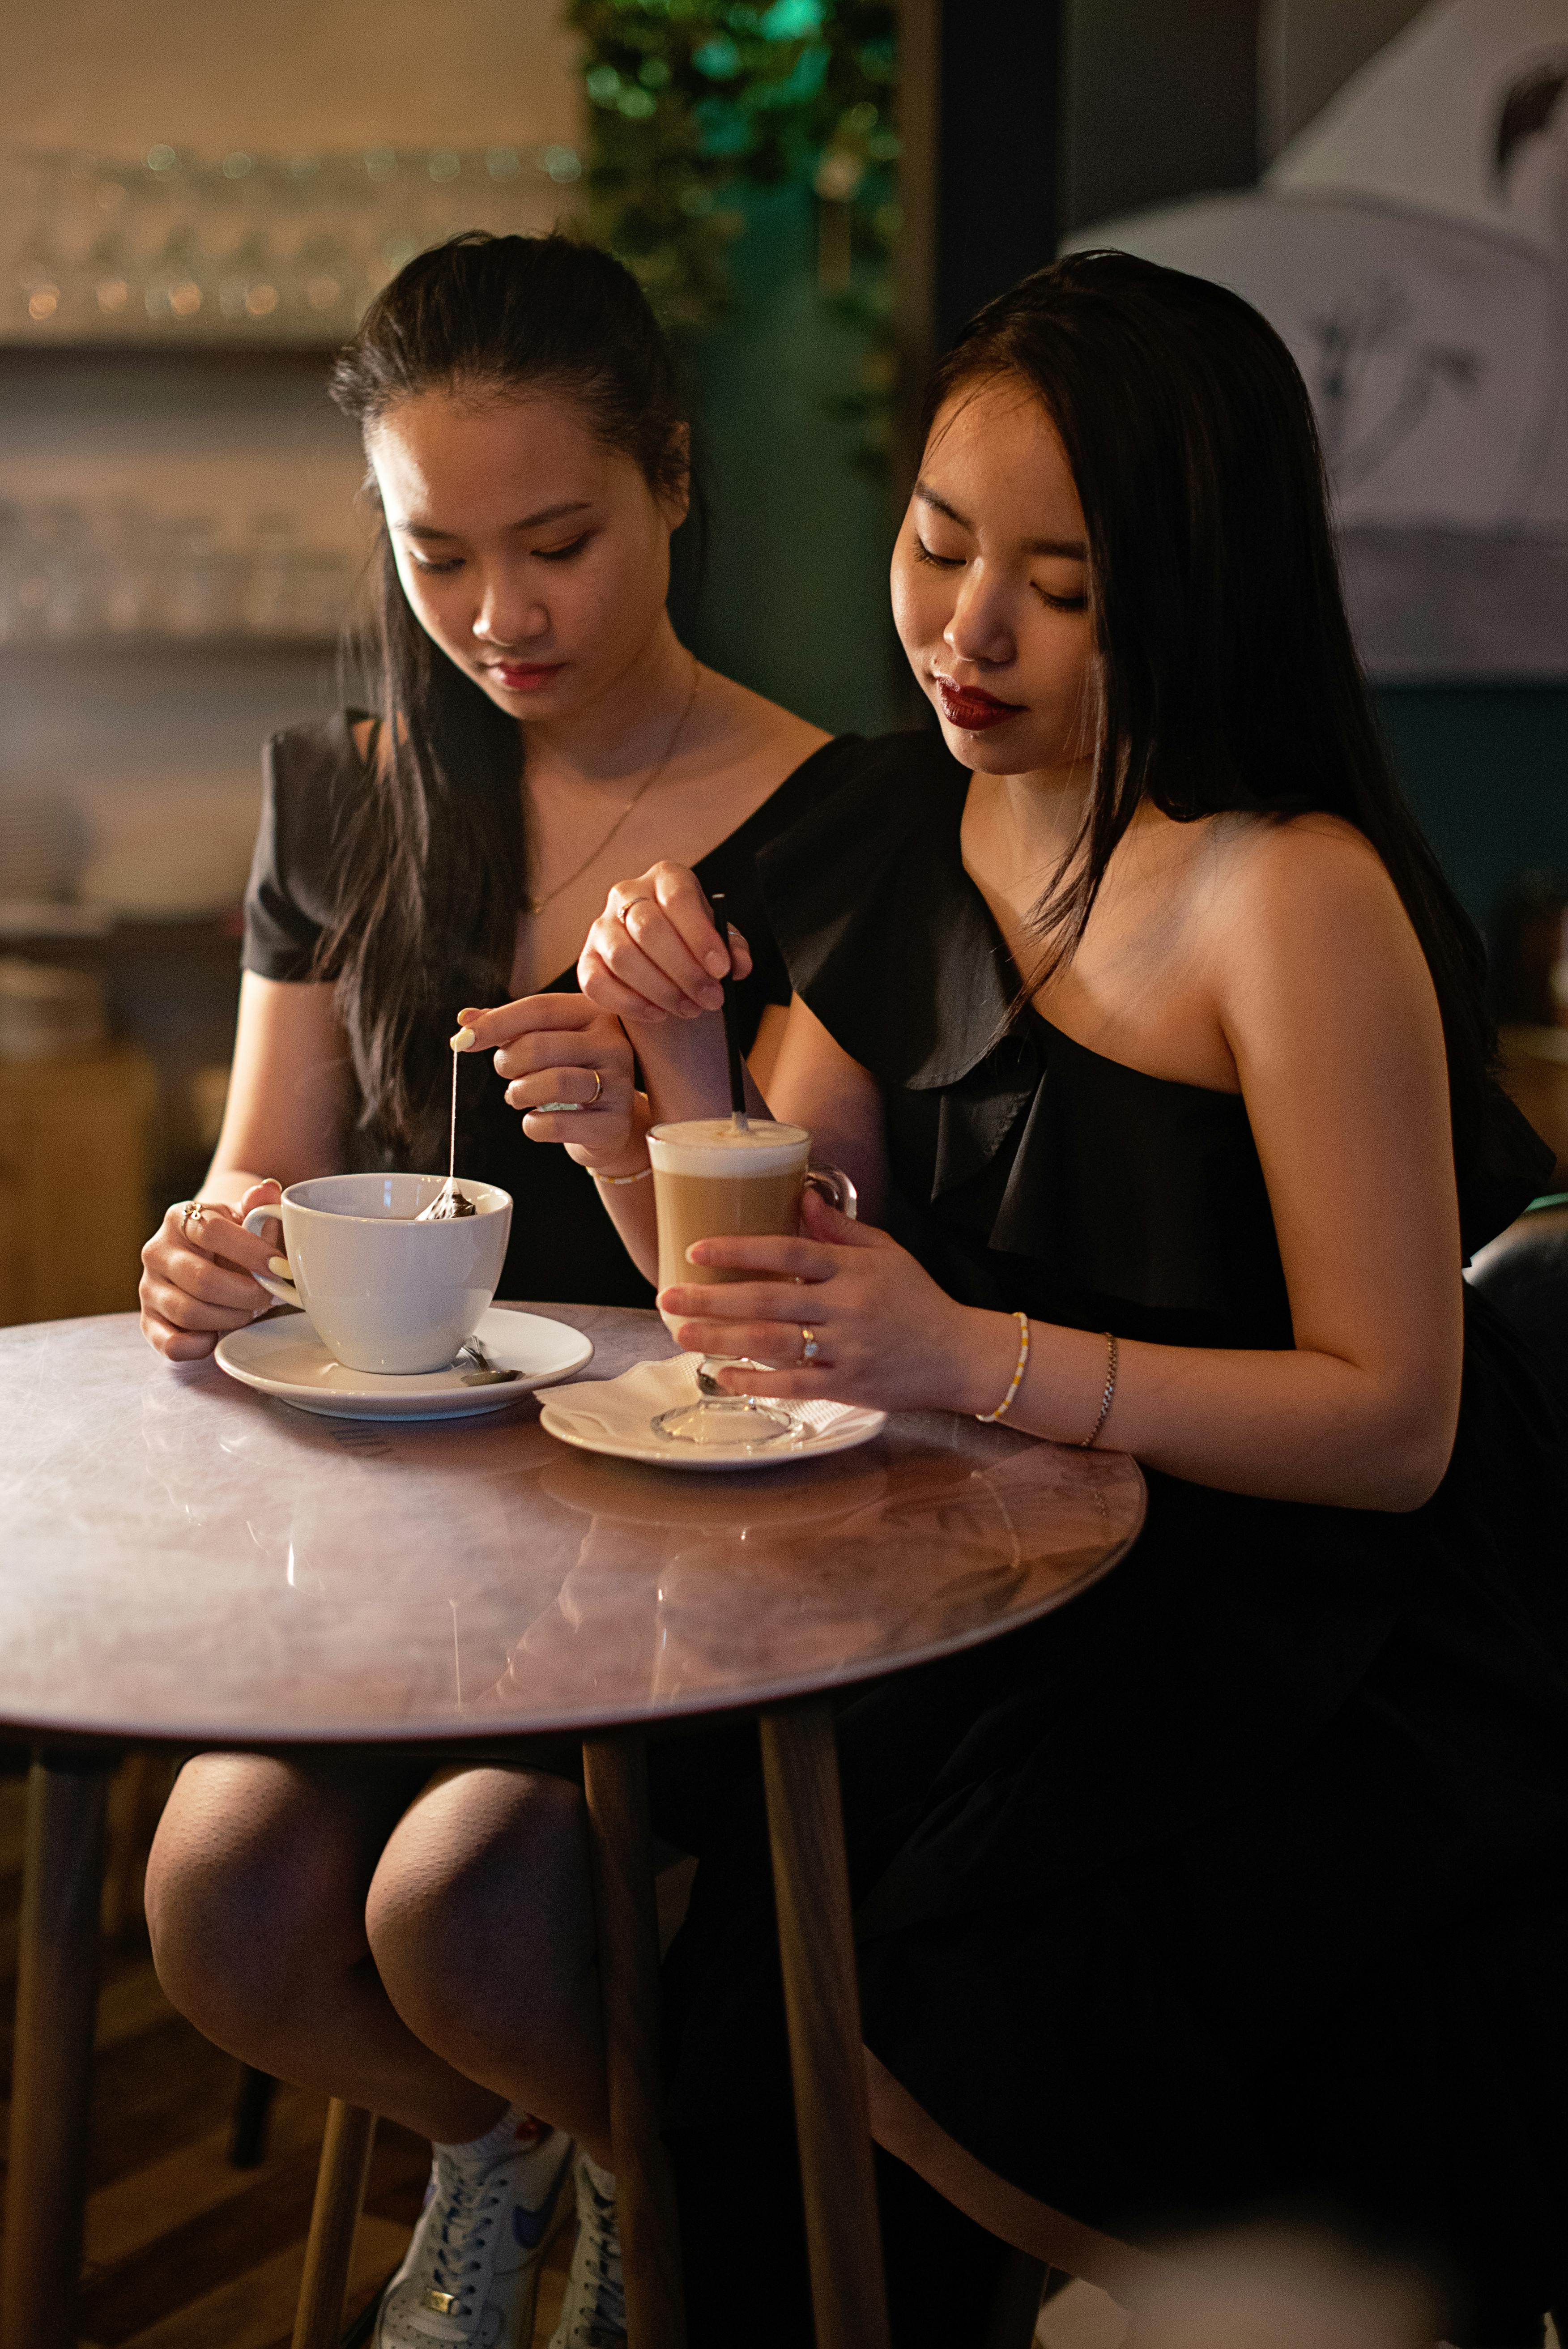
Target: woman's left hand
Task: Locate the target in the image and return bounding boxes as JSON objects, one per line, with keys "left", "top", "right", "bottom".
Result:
{"left": 658, "top": 1187, "right": 1018, "bottom": 1415}
{"left": 457, "top": 993, "right": 644, "bottom": 1172}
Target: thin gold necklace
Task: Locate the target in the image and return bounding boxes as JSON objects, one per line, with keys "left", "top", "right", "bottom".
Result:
{"left": 524, "top": 658, "right": 703, "bottom": 916}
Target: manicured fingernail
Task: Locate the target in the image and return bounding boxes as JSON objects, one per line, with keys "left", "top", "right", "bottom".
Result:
{"left": 704, "top": 951, "right": 729, "bottom": 976}
{"left": 450, "top": 1026, "right": 476, "bottom": 1051}
{"left": 268, "top": 1255, "right": 292, "bottom": 1279}
{"left": 699, "top": 985, "right": 724, "bottom": 1009}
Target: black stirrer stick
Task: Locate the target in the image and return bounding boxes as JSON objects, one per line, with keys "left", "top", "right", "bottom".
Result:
{"left": 707, "top": 891, "right": 750, "bottom": 1132}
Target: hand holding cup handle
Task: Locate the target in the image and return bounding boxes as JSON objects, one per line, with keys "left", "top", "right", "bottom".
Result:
{"left": 241, "top": 1204, "right": 302, "bottom": 1309}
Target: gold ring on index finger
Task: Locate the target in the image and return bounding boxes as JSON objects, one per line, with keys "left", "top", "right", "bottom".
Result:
{"left": 179, "top": 1200, "right": 202, "bottom": 1240}
{"left": 617, "top": 896, "right": 652, "bottom": 925}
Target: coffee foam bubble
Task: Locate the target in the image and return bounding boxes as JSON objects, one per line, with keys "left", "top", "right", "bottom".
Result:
{"left": 647, "top": 1119, "right": 809, "bottom": 1179}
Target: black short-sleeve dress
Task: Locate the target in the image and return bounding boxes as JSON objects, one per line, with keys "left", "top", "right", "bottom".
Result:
{"left": 651, "top": 732, "right": 1568, "bottom": 2336}
{"left": 242, "top": 711, "right": 859, "bottom": 1308}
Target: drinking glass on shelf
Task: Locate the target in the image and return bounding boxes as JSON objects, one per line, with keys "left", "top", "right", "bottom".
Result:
{"left": 241, "top": 511, "right": 298, "bottom": 635}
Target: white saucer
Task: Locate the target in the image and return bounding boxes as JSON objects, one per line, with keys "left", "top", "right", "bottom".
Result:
{"left": 538, "top": 1357, "right": 887, "bottom": 1472}
{"left": 215, "top": 1307, "right": 594, "bottom": 1421}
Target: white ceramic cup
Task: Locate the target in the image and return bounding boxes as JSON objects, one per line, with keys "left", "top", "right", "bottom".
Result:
{"left": 242, "top": 1173, "right": 512, "bottom": 1375}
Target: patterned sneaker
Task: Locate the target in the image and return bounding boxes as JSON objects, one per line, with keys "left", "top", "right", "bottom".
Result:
{"left": 376, "top": 2121, "right": 573, "bottom": 2347}
{"left": 547, "top": 2153, "right": 626, "bottom": 2349}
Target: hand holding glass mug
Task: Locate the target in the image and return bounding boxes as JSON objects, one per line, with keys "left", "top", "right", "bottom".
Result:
{"left": 658, "top": 1183, "right": 1015, "bottom": 1420}
{"left": 645, "top": 1116, "right": 856, "bottom": 1444}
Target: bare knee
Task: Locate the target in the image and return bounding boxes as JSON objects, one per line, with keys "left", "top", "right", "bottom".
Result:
{"left": 147, "top": 1752, "right": 379, "bottom": 2053}
{"left": 366, "top": 1768, "right": 592, "bottom": 2052}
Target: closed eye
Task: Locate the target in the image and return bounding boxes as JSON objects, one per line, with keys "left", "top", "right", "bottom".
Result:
{"left": 534, "top": 533, "right": 593, "bottom": 563}
{"left": 913, "top": 535, "right": 963, "bottom": 568}
{"left": 410, "top": 552, "right": 464, "bottom": 576}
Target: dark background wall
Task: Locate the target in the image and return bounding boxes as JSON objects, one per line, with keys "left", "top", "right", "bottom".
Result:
{"left": 690, "top": 0, "right": 1567, "bottom": 939}
{"left": 1061, "top": 0, "right": 1259, "bottom": 231}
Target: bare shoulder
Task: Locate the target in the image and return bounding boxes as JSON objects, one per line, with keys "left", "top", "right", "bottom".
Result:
{"left": 1198, "top": 810, "right": 1441, "bottom": 1066}
{"left": 1206, "top": 808, "right": 1420, "bottom": 961}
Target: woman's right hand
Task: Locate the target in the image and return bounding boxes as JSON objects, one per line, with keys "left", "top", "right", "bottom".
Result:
{"left": 139, "top": 1180, "right": 284, "bottom": 1361}
{"left": 578, "top": 863, "right": 753, "bottom": 1027}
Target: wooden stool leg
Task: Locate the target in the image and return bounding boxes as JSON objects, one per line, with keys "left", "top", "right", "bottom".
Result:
{"left": 291, "top": 2100, "right": 376, "bottom": 2349}
{"left": 229, "top": 2066, "right": 279, "bottom": 2170}
{"left": 100, "top": 1750, "right": 172, "bottom": 1943}
{"left": 2, "top": 1753, "right": 111, "bottom": 2349}
{"left": 758, "top": 1701, "right": 891, "bottom": 2349}
{"left": 581, "top": 1734, "right": 685, "bottom": 2349}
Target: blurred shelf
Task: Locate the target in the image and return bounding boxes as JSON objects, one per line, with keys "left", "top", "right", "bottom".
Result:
{"left": 0, "top": 341, "right": 339, "bottom": 373}
{"left": 0, "top": 633, "right": 341, "bottom": 659}
{"left": 0, "top": 907, "right": 243, "bottom": 955}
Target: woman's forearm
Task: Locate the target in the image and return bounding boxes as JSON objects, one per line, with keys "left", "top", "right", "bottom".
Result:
{"left": 579, "top": 1092, "right": 661, "bottom": 1282}
{"left": 196, "top": 1165, "right": 277, "bottom": 1209}
{"left": 588, "top": 1015, "right": 771, "bottom": 1283}
{"left": 633, "top": 1007, "right": 768, "bottom": 1127}
{"left": 973, "top": 1313, "right": 1457, "bottom": 1513}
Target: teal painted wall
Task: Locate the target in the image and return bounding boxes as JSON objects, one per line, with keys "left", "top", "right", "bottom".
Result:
{"left": 1376, "top": 688, "right": 1568, "bottom": 933}
{"left": 677, "top": 185, "right": 904, "bottom": 740}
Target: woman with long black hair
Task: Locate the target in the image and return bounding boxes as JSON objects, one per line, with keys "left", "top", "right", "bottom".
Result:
{"left": 137, "top": 231, "right": 848, "bottom": 2349}
{"left": 480, "top": 251, "right": 1566, "bottom": 2341}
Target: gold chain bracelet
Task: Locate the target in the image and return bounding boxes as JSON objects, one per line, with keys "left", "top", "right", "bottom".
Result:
{"left": 1078, "top": 1331, "right": 1119, "bottom": 1448}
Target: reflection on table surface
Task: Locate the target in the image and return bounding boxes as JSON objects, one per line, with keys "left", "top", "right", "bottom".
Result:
{"left": 0, "top": 1305, "right": 1145, "bottom": 1744}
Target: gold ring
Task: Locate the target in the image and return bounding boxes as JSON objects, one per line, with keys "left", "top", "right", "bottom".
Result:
{"left": 800, "top": 1325, "right": 819, "bottom": 1365}
{"left": 179, "top": 1200, "right": 201, "bottom": 1239}
{"left": 587, "top": 1068, "right": 603, "bottom": 1106}
{"left": 618, "top": 896, "right": 652, "bottom": 925}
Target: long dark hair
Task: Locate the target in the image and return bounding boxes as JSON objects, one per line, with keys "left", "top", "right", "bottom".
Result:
{"left": 324, "top": 231, "right": 688, "bottom": 1160}
{"left": 923, "top": 249, "right": 1496, "bottom": 1164}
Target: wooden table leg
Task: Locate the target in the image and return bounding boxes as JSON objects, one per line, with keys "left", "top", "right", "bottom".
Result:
{"left": 581, "top": 1734, "right": 686, "bottom": 2349}
{"left": 291, "top": 2100, "right": 376, "bottom": 2349}
{"left": 2, "top": 1753, "right": 111, "bottom": 2349}
{"left": 758, "top": 1701, "right": 891, "bottom": 2349}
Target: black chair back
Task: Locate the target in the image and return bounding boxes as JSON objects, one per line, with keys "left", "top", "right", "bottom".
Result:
{"left": 1466, "top": 1201, "right": 1568, "bottom": 1412}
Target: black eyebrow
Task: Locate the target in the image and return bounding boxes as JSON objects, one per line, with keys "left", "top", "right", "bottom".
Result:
{"left": 394, "top": 501, "right": 594, "bottom": 541}
{"left": 914, "top": 481, "right": 1087, "bottom": 561}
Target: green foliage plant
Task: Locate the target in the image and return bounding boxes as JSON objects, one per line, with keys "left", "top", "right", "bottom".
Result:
{"left": 566, "top": 0, "right": 899, "bottom": 467}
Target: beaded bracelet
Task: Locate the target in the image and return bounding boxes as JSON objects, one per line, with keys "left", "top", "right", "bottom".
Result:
{"left": 976, "top": 1311, "right": 1031, "bottom": 1424}
{"left": 591, "top": 1164, "right": 654, "bottom": 1186}
{"left": 1078, "top": 1331, "right": 1119, "bottom": 1448}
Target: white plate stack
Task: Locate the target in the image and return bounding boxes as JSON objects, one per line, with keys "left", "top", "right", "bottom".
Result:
{"left": 0, "top": 957, "right": 107, "bottom": 1062}
{"left": 75, "top": 778, "right": 258, "bottom": 918}
{"left": 0, "top": 792, "right": 82, "bottom": 906}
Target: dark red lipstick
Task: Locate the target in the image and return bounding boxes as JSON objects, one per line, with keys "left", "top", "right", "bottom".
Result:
{"left": 934, "top": 674, "right": 1025, "bottom": 731}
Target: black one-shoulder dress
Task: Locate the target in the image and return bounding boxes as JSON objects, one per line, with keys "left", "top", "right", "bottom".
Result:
{"left": 241, "top": 712, "right": 860, "bottom": 1308}
{"left": 651, "top": 733, "right": 1568, "bottom": 2343}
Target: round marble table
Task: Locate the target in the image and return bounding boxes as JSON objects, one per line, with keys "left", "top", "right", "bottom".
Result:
{"left": 0, "top": 1304, "right": 1145, "bottom": 2349}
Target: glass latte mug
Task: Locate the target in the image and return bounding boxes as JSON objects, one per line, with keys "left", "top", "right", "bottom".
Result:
{"left": 647, "top": 1118, "right": 857, "bottom": 1445}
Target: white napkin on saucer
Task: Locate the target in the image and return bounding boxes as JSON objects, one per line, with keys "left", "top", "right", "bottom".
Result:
{"left": 542, "top": 1353, "right": 858, "bottom": 1443}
